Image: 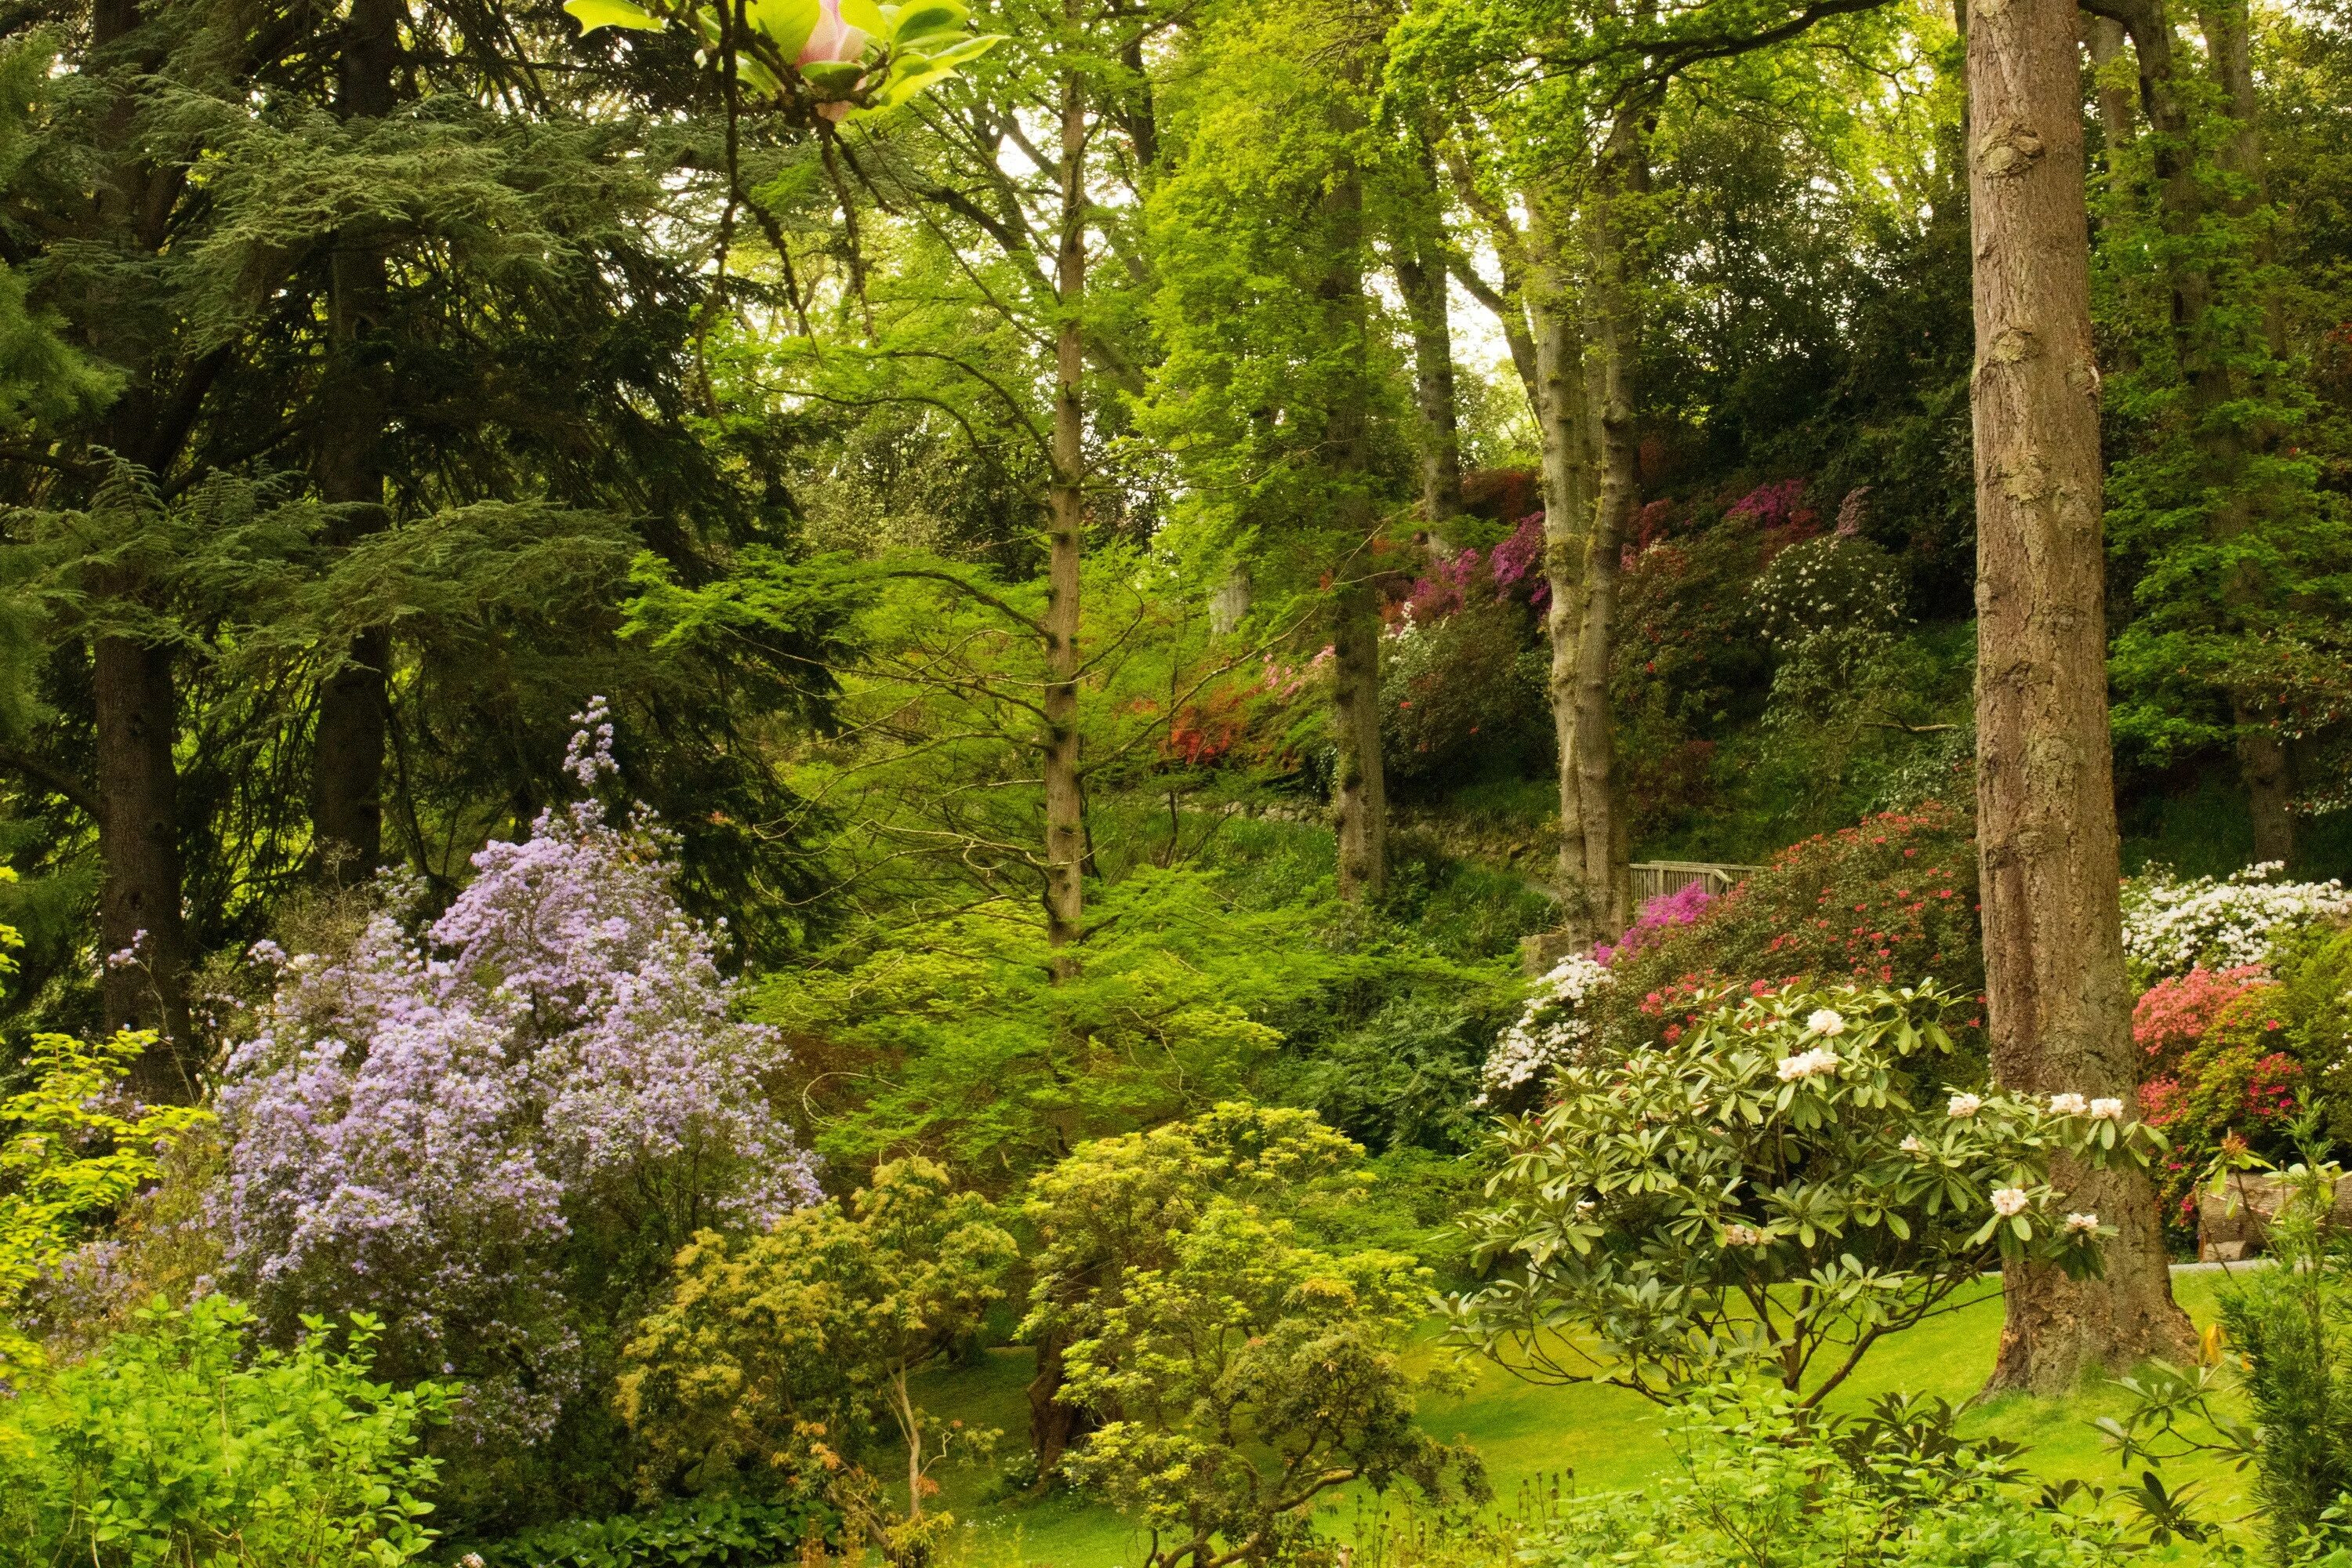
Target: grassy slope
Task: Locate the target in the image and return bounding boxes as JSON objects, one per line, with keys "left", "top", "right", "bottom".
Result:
{"left": 911, "top": 1272, "right": 2252, "bottom": 1567}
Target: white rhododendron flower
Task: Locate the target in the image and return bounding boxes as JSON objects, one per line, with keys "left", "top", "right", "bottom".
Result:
{"left": 2089, "top": 1098, "right": 2125, "bottom": 1121}
{"left": 2063, "top": 1212, "right": 2100, "bottom": 1236}
{"left": 1990, "top": 1186, "right": 2030, "bottom": 1218}
{"left": 2121, "top": 862, "right": 2352, "bottom": 976}
{"left": 1777, "top": 1047, "right": 1841, "bottom": 1081}
{"left": 1806, "top": 1008, "right": 1847, "bottom": 1036}
{"left": 2049, "top": 1092, "right": 2089, "bottom": 1116}
{"left": 1947, "top": 1093, "right": 1982, "bottom": 1118}
{"left": 1722, "top": 1223, "right": 1768, "bottom": 1247}
{"left": 1900, "top": 1134, "right": 1925, "bottom": 1153}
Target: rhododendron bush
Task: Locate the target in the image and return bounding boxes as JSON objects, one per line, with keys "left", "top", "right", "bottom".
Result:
{"left": 1449, "top": 981, "right": 2163, "bottom": 1404}
{"left": 218, "top": 704, "right": 817, "bottom": 1452}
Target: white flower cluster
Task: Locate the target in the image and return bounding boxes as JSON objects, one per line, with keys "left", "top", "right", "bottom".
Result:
{"left": 1753, "top": 535, "right": 1906, "bottom": 647}
{"left": 1990, "top": 1186, "right": 2030, "bottom": 1218}
{"left": 1479, "top": 953, "right": 1616, "bottom": 1098}
{"left": 2121, "top": 862, "right": 2352, "bottom": 977}
{"left": 1777, "top": 1046, "right": 1842, "bottom": 1081}
{"left": 1722, "top": 1223, "right": 1770, "bottom": 1247}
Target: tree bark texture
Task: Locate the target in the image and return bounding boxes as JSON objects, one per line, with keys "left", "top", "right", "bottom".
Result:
{"left": 85, "top": 0, "right": 199, "bottom": 1100}
{"left": 1523, "top": 194, "right": 1605, "bottom": 938}
{"left": 310, "top": 0, "right": 402, "bottom": 885}
{"left": 95, "top": 630, "right": 195, "bottom": 1102}
{"left": 1042, "top": 53, "right": 1087, "bottom": 970}
{"left": 1969, "top": 0, "right": 2192, "bottom": 1391}
{"left": 1333, "top": 576, "right": 1388, "bottom": 900}
{"left": 1396, "top": 139, "right": 1464, "bottom": 535}
{"left": 1573, "top": 114, "right": 1647, "bottom": 941}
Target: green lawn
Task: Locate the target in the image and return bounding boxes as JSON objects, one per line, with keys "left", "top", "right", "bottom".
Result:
{"left": 906, "top": 1271, "right": 2256, "bottom": 1567}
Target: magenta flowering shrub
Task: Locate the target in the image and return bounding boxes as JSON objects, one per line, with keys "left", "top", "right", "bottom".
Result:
{"left": 218, "top": 702, "right": 818, "bottom": 1446}
{"left": 1593, "top": 880, "right": 1714, "bottom": 967}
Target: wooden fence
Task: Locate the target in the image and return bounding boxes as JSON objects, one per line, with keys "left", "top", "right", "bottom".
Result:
{"left": 1629, "top": 859, "right": 1758, "bottom": 905}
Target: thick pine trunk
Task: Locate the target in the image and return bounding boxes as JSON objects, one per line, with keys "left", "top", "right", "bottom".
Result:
{"left": 1042, "top": 57, "right": 1087, "bottom": 971}
{"left": 1969, "top": 0, "right": 2193, "bottom": 1392}
{"left": 311, "top": 0, "right": 402, "bottom": 884}
{"left": 95, "top": 629, "right": 194, "bottom": 1102}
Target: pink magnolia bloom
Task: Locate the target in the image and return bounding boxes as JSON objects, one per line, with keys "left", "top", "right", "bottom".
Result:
{"left": 796, "top": 0, "right": 867, "bottom": 63}
{"left": 797, "top": 0, "right": 867, "bottom": 118}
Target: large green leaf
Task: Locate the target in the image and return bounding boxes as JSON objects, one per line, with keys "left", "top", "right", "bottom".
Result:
{"left": 564, "top": 0, "right": 666, "bottom": 32}
{"left": 746, "top": 0, "right": 821, "bottom": 58}
{"left": 888, "top": 1, "right": 967, "bottom": 42}
{"left": 839, "top": 0, "right": 888, "bottom": 34}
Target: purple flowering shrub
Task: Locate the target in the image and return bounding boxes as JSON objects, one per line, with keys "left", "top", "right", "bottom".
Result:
{"left": 218, "top": 701, "right": 818, "bottom": 1448}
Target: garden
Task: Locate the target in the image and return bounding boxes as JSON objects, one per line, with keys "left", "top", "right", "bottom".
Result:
{"left": 4, "top": 0, "right": 2352, "bottom": 1563}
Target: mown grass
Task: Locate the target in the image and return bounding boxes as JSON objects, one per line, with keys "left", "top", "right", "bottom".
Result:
{"left": 902, "top": 1270, "right": 2256, "bottom": 1567}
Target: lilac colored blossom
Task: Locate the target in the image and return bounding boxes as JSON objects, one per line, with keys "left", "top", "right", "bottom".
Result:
{"left": 218, "top": 701, "right": 818, "bottom": 1445}
{"left": 1594, "top": 880, "right": 1715, "bottom": 967}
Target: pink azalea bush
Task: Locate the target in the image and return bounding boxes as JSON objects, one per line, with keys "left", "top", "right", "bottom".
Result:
{"left": 218, "top": 701, "right": 818, "bottom": 1444}
{"left": 1594, "top": 880, "right": 1714, "bottom": 967}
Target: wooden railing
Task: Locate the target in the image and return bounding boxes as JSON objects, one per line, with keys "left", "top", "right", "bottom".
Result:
{"left": 1629, "top": 859, "right": 1757, "bottom": 905}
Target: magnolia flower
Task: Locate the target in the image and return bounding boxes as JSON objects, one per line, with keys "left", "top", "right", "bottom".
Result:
{"left": 1900, "top": 1134, "right": 1925, "bottom": 1153}
{"left": 797, "top": 0, "right": 869, "bottom": 121}
{"left": 1806, "top": 1007, "right": 1847, "bottom": 1036}
{"left": 2063, "top": 1212, "right": 2100, "bottom": 1236}
{"left": 1947, "top": 1092, "right": 1983, "bottom": 1118}
{"left": 1990, "top": 1186, "right": 2030, "bottom": 1218}
{"left": 2089, "top": 1098, "right": 2125, "bottom": 1121}
{"left": 1777, "top": 1046, "right": 1841, "bottom": 1081}
{"left": 2049, "top": 1092, "right": 2089, "bottom": 1116}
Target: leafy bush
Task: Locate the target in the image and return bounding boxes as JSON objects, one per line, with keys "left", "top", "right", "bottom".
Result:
{"left": 464, "top": 1494, "right": 842, "bottom": 1568}
{"left": 618, "top": 1156, "right": 1016, "bottom": 1535}
{"left": 0, "top": 1030, "right": 209, "bottom": 1372}
{"left": 1752, "top": 533, "right": 1906, "bottom": 647}
{"left": 1290, "top": 993, "right": 1497, "bottom": 1154}
{"left": 1508, "top": 1379, "right": 2131, "bottom": 1568}
{"left": 1045, "top": 1109, "right": 1486, "bottom": 1567}
{"left": 1450, "top": 981, "right": 2156, "bottom": 1402}
{"left": 2139, "top": 980, "right": 2305, "bottom": 1237}
{"left": 1379, "top": 600, "right": 1548, "bottom": 789}
{"left": 2100, "top": 1128, "right": 2352, "bottom": 1560}
{"left": 0, "top": 1296, "right": 450, "bottom": 1568}
{"left": 2119, "top": 862, "right": 2352, "bottom": 982}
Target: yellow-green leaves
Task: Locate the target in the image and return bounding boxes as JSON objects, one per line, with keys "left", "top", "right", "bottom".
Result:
{"left": 564, "top": 0, "right": 666, "bottom": 32}
{"left": 565, "top": 0, "right": 1004, "bottom": 125}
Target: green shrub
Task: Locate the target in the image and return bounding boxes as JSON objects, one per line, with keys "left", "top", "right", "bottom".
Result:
{"left": 464, "top": 1494, "right": 842, "bottom": 1568}
{"left": 1505, "top": 1381, "right": 2131, "bottom": 1568}
{"left": 1450, "top": 980, "right": 2155, "bottom": 1403}
{"left": 0, "top": 1295, "right": 450, "bottom": 1568}
{"left": 1379, "top": 601, "right": 1549, "bottom": 790}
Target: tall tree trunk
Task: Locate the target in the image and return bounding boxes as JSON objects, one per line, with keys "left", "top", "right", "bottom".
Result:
{"left": 1042, "top": 52, "right": 1087, "bottom": 972}
{"left": 1333, "top": 575, "right": 1387, "bottom": 900}
{"left": 94, "top": 625, "right": 194, "bottom": 1102}
{"left": 1523, "top": 195, "right": 1603, "bottom": 937}
{"left": 2084, "top": 13, "right": 2134, "bottom": 157}
{"left": 1396, "top": 139, "right": 1464, "bottom": 536}
{"left": 1970, "top": 0, "right": 2192, "bottom": 1392}
{"left": 311, "top": 0, "right": 402, "bottom": 884}
{"left": 1573, "top": 113, "right": 1646, "bottom": 941}
{"left": 85, "top": 0, "right": 196, "bottom": 1100}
